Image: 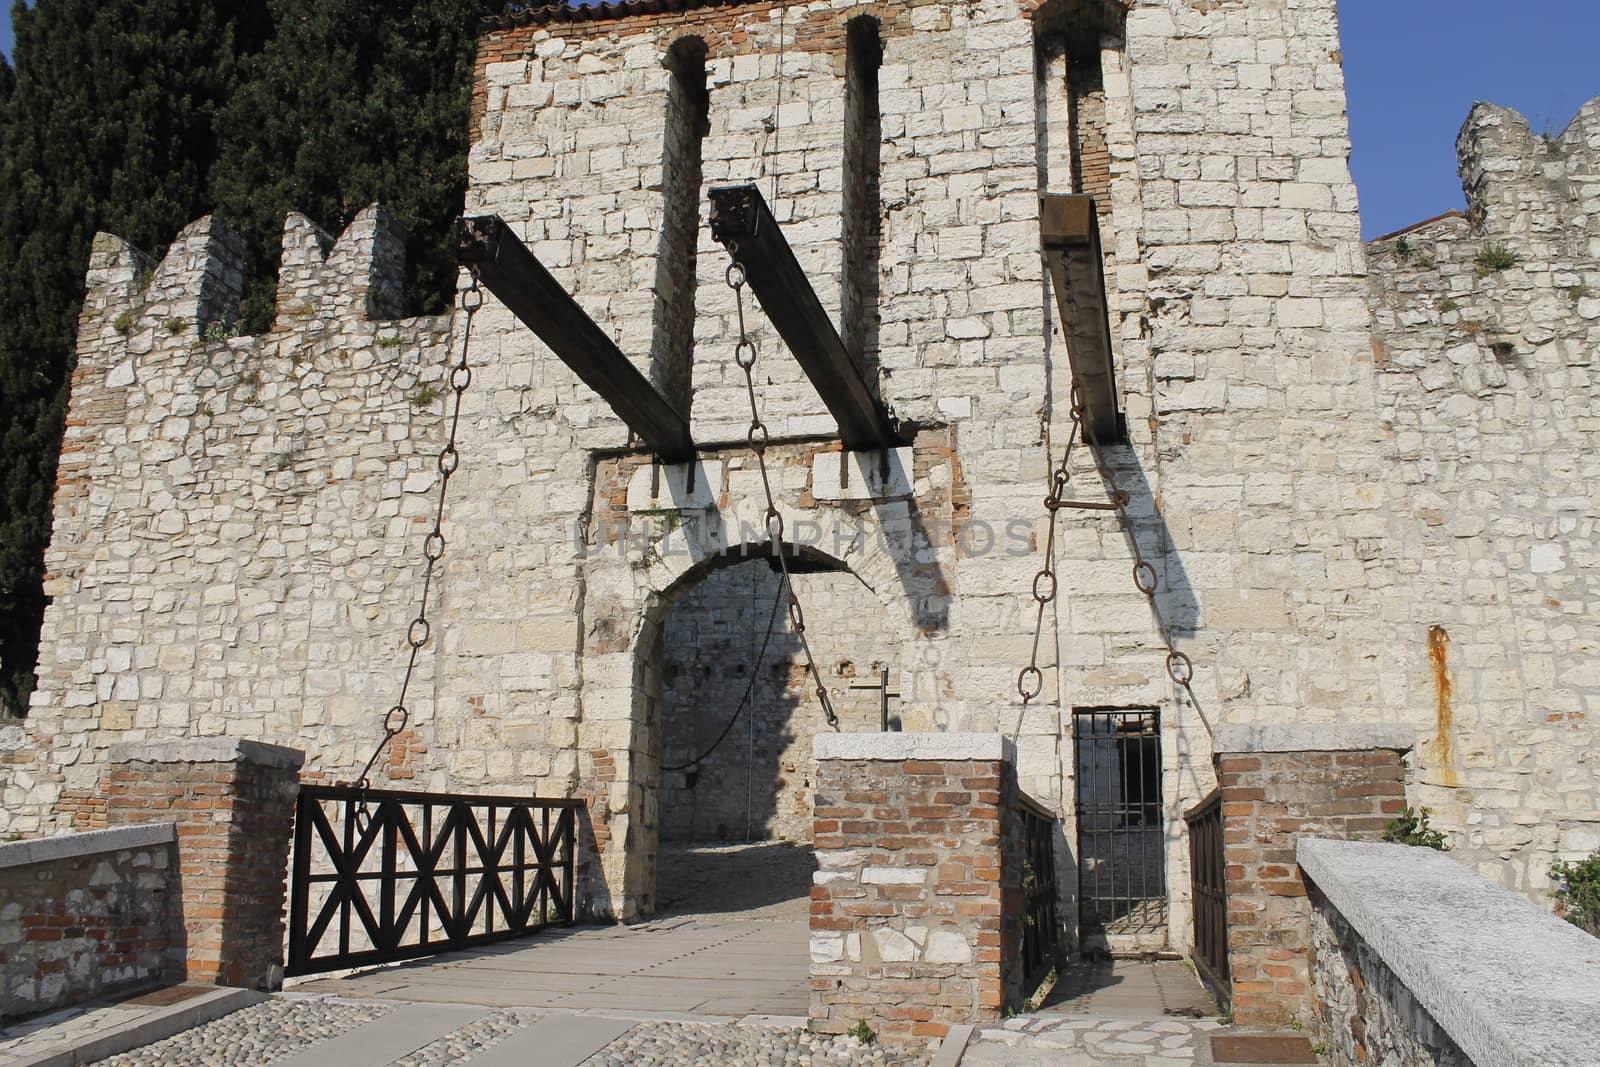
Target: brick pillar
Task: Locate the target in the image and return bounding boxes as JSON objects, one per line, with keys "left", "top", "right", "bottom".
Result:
{"left": 1211, "top": 725, "right": 1413, "bottom": 1028}
{"left": 809, "top": 733, "right": 1021, "bottom": 1047}
{"left": 98, "top": 740, "right": 304, "bottom": 990}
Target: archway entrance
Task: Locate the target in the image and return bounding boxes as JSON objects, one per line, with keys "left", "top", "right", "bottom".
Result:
{"left": 645, "top": 549, "right": 900, "bottom": 920}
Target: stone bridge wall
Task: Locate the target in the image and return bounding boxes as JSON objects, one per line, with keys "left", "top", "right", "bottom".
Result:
{"left": 1299, "top": 838, "right": 1600, "bottom": 1067}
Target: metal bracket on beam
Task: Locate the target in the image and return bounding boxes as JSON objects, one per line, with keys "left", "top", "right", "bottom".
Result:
{"left": 707, "top": 184, "right": 908, "bottom": 453}
{"left": 1040, "top": 194, "right": 1125, "bottom": 445}
{"left": 455, "top": 215, "right": 696, "bottom": 463}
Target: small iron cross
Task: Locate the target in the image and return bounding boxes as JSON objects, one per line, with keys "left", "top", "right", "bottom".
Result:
{"left": 848, "top": 666, "right": 902, "bottom": 732}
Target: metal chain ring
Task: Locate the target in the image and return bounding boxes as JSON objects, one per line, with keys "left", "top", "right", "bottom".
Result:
{"left": 727, "top": 261, "right": 839, "bottom": 729}
{"left": 1075, "top": 388, "right": 1213, "bottom": 734}
{"left": 351, "top": 269, "right": 484, "bottom": 828}
{"left": 1017, "top": 393, "right": 1083, "bottom": 704}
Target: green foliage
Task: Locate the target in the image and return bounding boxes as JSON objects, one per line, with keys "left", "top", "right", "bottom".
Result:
{"left": 1394, "top": 236, "right": 1411, "bottom": 261}
{"left": 847, "top": 1020, "right": 877, "bottom": 1045}
{"left": 210, "top": 0, "right": 490, "bottom": 331}
{"left": 1416, "top": 253, "right": 1435, "bottom": 270}
{"left": 1568, "top": 285, "right": 1593, "bottom": 303}
{"left": 1437, "top": 298, "right": 1460, "bottom": 314}
{"left": 1474, "top": 243, "right": 1521, "bottom": 277}
{"left": 1312, "top": 1042, "right": 1330, "bottom": 1057}
{"left": 407, "top": 381, "right": 439, "bottom": 409}
{"left": 1382, "top": 806, "right": 1450, "bottom": 851}
{"left": 0, "top": 0, "right": 497, "bottom": 714}
{"left": 164, "top": 317, "right": 189, "bottom": 335}
{"left": 113, "top": 311, "right": 136, "bottom": 334}
{"left": 1551, "top": 853, "right": 1600, "bottom": 938}
{"left": 203, "top": 317, "right": 241, "bottom": 343}
{"left": 375, "top": 334, "right": 405, "bottom": 349}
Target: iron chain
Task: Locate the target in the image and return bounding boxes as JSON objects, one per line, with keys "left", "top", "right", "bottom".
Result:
{"left": 1018, "top": 388, "right": 1085, "bottom": 703}
{"left": 1020, "top": 387, "right": 1213, "bottom": 735}
{"left": 350, "top": 269, "right": 484, "bottom": 828}
{"left": 726, "top": 254, "right": 839, "bottom": 729}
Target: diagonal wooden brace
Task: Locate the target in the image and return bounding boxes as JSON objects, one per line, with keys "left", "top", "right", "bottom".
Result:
{"left": 455, "top": 215, "right": 696, "bottom": 463}
{"left": 707, "top": 184, "right": 907, "bottom": 452}
{"left": 1040, "top": 194, "right": 1125, "bottom": 445}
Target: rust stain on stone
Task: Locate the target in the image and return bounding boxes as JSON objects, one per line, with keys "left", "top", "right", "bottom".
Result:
{"left": 1427, "top": 624, "right": 1458, "bottom": 786}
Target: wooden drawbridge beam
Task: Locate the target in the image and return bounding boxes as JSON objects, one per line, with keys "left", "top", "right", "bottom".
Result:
{"left": 1040, "top": 194, "right": 1125, "bottom": 445}
{"left": 707, "top": 184, "right": 907, "bottom": 452}
{"left": 455, "top": 215, "right": 696, "bottom": 463}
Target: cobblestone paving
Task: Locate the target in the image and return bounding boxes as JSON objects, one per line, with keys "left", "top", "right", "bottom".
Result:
{"left": 96, "top": 996, "right": 392, "bottom": 1067}
{"left": 963, "top": 1015, "right": 1223, "bottom": 1066}
{"left": 89, "top": 995, "right": 928, "bottom": 1066}
{"left": 589, "top": 1020, "right": 928, "bottom": 1066}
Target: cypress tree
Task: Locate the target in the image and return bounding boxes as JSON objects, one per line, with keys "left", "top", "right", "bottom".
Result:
{"left": 0, "top": 0, "right": 257, "bottom": 716}
{"left": 213, "top": 0, "right": 488, "bottom": 329}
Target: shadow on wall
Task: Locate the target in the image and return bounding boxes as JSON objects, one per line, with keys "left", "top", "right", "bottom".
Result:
{"left": 654, "top": 839, "right": 814, "bottom": 917}
{"left": 659, "top": 556, "right": 808, "bottom": 844}
{"left": 655, "top": 553, "right": 901, "bottom": 847}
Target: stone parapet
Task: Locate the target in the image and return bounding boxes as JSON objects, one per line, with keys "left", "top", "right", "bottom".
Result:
{"left": 0, "top": 824, "right": 176, "bottom": 1021}
{"left": 1300, "top": 838, "right": 1600, "bottom": 1067}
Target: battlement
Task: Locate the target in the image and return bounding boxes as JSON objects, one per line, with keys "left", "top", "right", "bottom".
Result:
{"left": 277, "top": 205, "right": 408, "bottom": 326}
{"left": 80, "top": 204, "right": 416, "bottom": 343}
{"left": 1457, "top": 97, "right": 1600, "bottom": 240}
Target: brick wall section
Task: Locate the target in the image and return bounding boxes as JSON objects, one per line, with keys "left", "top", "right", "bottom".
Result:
{"left": 1215, "top": 734, "right": 1408, "bottom": 1028}
{"left": 97, "top": 740, "right": 303, "bottom": 989}
{"left": 0, "top": 825, "right": 175, "bottom": 1021}
{"left": 809, "top": 736, "right": 1025, "bottom": 1046}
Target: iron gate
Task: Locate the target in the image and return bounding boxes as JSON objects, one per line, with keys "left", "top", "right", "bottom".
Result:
{"left": 1185, "top": 789, "right": 1229, "bottom": 994}
{"left": 287, "top": 785, "right": 579, "bottom": 976}
{"left": 1017, "top": 793, "right": 1060, "bottom": 989}
{"left": 1073, "top": 708, "right": 1166, "bottom": 937}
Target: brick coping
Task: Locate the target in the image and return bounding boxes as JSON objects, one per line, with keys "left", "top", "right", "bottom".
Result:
{"left": 106, "top": 738, "right": 306, "bottom": 770}
{"left": 0, "top": 822, "right": 176, "bottom": 870}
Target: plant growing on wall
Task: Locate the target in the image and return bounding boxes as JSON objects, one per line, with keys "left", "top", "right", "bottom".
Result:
{"left": 1381, "top": 806, "right": 1449, "bottom": 850}
{"left": 1551, "top": 854, "right": 1600, "bottom": 938}
{"left": 1474, "top": 243, "right": 1521, "bottom": 277}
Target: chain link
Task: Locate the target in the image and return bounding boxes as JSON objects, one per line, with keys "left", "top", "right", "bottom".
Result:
{"left": 1018, "top": 389, "right": 1084, "bottom": 703}
{"left": 726, "top": 255, "right": 838, "bottom": 729}
{"left": 350, "top": 269, "right": 484, "bottom": 829}
{"left": 1019, "top": 386, "right": 1212, "bottom": 733}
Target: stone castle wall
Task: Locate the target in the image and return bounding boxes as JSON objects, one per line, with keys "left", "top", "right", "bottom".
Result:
{"left": 4, "top": 0, "right": 1593, "bottom": 930}
{"left": 1365, "top": 99, "right": 1600, "bottom": 897}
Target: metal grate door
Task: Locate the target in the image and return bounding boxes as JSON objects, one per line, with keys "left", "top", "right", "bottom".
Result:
{"left": 1073, "top": 708, "right": 1166, "bottom": 936}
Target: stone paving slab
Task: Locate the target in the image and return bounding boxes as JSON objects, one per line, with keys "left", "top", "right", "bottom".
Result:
{"left": 268, "top": 1003, "right": 486, "bottom": 1067}
{"left": 464, "top": 1013, "right": 635, "bottom": 1067}
{"left": 0, "top": 985, "right": 262, "bottom": 1067}
{"left": 294, "top": 914, "right": 810, "bottom": 1018}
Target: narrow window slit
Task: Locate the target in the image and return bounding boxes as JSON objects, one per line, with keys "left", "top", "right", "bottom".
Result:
{"left": 842, "top": 16, "right": 883, "bottom": 394}
{"left": 652, "top": 37, "right": 710, "bottom": 419}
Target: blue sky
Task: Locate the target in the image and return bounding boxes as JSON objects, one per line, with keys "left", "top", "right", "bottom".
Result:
{"left": 1, "top": 2, "right": 1597, "bottom": 240}
{"left": 1338, "top": 0, "right": 1600, "bottom": 238}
